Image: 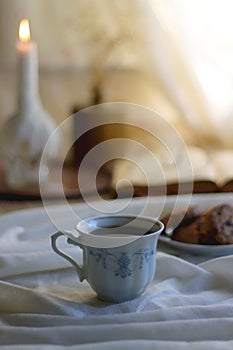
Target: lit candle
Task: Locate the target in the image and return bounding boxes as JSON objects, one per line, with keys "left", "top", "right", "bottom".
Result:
{"left": 0, "top": 19, "right": 59, "bottom": 188}
{"left": 16, "top": 19, "right": 40, "bottom": 115}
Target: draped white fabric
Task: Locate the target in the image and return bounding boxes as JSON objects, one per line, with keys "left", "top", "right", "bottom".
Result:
{"left": 0, "top": 218, "right": 233, "bottom": 348}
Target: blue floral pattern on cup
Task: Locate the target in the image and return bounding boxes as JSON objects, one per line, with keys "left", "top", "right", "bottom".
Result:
{"left": 89, "top": 248, "right": 154, "bottom": 278}
{"left": 114, "top": 253, "right": 132, "bottom": 278}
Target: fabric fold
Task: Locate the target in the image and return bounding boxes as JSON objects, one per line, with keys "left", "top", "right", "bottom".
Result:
{"left": 0, "top": 219, "right": 233, "bottom": 348}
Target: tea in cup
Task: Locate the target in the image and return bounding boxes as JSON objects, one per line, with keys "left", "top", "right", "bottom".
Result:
{"left": 51, "top": 215, "right": 164, "bottom": 302}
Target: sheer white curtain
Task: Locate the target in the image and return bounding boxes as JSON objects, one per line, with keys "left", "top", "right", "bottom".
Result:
{"left": 148, "top": 0, "right": 233, "bottom": 148}
{"left": 0, "top": 0, "right": 232, "bottom": 148}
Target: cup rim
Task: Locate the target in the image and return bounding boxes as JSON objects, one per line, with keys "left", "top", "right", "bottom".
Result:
{"left": 72, "top": 215, "right": 164, "bottom": 248}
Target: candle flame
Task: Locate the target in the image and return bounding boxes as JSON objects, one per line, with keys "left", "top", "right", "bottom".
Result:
{"left": 19, "top": 19, "right": 31, "bottom": 42}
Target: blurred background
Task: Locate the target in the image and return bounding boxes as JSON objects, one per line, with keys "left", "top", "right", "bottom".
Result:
{"left": 0, "top": 0, "right": 233, "bottom": 194}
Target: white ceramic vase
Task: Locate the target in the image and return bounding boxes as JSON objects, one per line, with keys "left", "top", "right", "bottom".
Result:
{"left": 0, "top": 43, "right": 59, "bottom": 188}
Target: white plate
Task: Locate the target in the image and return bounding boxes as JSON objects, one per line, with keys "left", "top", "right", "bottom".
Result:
{"left": 0, "top": 193, "right": 233, "bottom": 258}
{"left": 159, "top": 235, "right": 233, "bottom": 257}
{"left": 158, "top": 193, "right": 233, "bottom": 257}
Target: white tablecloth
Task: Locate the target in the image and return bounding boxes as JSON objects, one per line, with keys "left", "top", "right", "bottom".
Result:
{"left": 0, "top": 222, "right": 233, "bottom": 349}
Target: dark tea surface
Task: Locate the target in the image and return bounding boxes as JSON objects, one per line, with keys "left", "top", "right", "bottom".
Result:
{"left": 90, "top": 226, "right": 153, "bottom": 237}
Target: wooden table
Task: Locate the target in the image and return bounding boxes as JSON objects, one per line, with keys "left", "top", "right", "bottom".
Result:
{"left": 0, "top": 164, "right": 112, "bottom": 214}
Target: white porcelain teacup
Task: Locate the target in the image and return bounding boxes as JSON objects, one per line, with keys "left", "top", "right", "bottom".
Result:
{"left": 51, "top": 215, "right": 164, "bottom": 303}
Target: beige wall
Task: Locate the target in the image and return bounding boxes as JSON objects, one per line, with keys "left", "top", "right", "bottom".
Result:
{"left": 1, "top": 0, "right": 232, "bottom": 152}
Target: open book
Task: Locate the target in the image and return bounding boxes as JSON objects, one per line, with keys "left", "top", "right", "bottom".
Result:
{"left": 111, "top": 147, "right": 233, "bottom": 195}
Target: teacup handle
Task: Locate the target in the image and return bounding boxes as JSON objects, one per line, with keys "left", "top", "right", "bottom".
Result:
{"left": 51, "top": 231, "right": 86, "bottom": 282}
